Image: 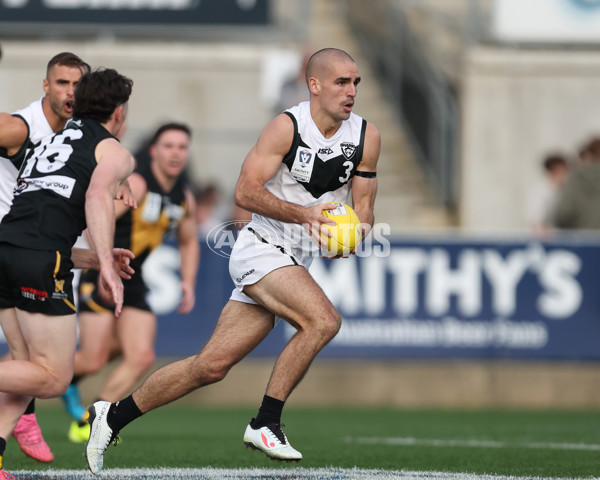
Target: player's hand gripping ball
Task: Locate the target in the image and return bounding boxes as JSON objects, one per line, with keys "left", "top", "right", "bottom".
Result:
{"left": 320, "top": 202, "right": 362, "bottom": 256}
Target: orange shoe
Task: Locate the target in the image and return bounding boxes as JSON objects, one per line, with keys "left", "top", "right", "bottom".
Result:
{"left": 12, "top": 413, "right": 54, "bottom": 463}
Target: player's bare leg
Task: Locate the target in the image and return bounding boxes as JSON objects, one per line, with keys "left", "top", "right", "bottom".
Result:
{"left": 73, "top": 311, "right": 116, "bottom": 378}
{"left": 86, "top": 264, "right": 340, "bottom": 470}
{"left": 241, "top": 265, "right": 340, "bottom": 461}
{"left": 0, "top": 308, "right": 55, "bottom": 462}
{"left": 0, "top": 309, "right": 75, "bottom": 462}
{"left": 85, "top": 300, "right": 274, "bottom": 473}
{"left": 131, "top": 301, "right": 274, "bottom": 411}
{"left": 244, "top": 265, "right": 341, "bottom": 401}
{"left": 98, "top": 307, "right": 156, "bottom": 402}
{"left": 65, "top": 310, "right": 115, "bottom": 443}
{"left": 0, "top": 308, "right": 33, "bottom": 440}
{"left": 0, "top": 309, "right": 76, "bottom": 398}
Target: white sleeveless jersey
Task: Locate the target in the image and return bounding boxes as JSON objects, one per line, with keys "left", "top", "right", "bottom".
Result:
{"left": 0, "top": 97, "right": 53, "bottom": 220}
{"left": 251, "top": 101, "right": 367, "bottom": 258}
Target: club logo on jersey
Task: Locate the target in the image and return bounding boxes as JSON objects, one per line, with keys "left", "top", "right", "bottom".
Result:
{"left": 291, "top": 148, "right": 316, "bottom": 183}
{"left": 340, "top": 142, "right": 357, "bottom": 160}
{"left": 52, "top": 278, "right": 68, "bottom": 300}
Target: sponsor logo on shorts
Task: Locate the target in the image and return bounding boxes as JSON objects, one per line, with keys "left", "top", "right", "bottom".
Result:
{"left": 236, "top": 268, "right": 255, "bottom": 284}
{"left": 20, "top": 286, "right": 48, "bottom": 301}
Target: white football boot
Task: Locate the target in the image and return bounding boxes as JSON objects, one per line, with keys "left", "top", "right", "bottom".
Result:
{"left": 243, "top": 420, "right": 302, "bottom": 461}
{"left": 85, "top": 401, "right": 118, "bottom": 474}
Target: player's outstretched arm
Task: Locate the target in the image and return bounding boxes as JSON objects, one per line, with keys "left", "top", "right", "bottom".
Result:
{"left": 86, "top": 138, "right": 135, "bottom": 316}
{"left": 176, "top": 188, "right": 200, "bottom": 314}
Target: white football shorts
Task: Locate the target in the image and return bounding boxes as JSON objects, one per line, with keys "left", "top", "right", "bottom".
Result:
{"left": 229, "top": 222, "right": 313, "bottom": 305}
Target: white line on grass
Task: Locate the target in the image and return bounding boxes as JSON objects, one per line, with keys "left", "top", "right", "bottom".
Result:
{"left": 7, "top": 468, "right": 592, "bottom": 480}
{"left": 345, "top": 436, "right": 600, "bottom": 451}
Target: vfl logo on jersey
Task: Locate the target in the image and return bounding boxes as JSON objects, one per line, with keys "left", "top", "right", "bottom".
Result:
{"left": 340, "top": 142, "right": 357, "bottom": 160}
{"left": 299, "top": 150, "right": 312, "bottom": 166}
{"left": 291, "top": 148, "right": 316, "bottom": 183}
{"left": 52, "top": 278, "right": 68, "bottom": 300}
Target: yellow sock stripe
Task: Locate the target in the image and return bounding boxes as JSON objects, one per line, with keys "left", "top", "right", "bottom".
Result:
{"left": 0, "top": 453, "right": 3, "bottom": 469}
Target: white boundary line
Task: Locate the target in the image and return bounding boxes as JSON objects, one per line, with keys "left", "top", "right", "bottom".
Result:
{"left": 345, "top": 436, "right": 600, "bottom": 451}
{"left": 8, "top": 468, "right": 591, "bottom": 480}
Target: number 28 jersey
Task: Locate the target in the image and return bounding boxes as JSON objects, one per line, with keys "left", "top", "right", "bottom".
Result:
{"left": 0, "top": 118, "right": 113, "bottom": 254}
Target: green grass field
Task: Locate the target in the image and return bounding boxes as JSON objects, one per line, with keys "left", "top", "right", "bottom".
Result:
{"left": 5, "top": 405, "right": 600, "bottom": 478}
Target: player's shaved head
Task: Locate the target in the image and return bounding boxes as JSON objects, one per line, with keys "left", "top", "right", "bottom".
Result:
{"left": 305, "top": 48, "right": 356, "bottom": 86}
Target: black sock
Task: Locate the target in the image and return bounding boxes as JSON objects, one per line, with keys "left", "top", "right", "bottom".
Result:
{"left": 107, "top": 395, "right": 142, "bottom": 433}
{"left": 24, "top": 398, "right": 35, "bottom": 415}
{"left": 252, "top": 395, "right": 284, "bottom": 428}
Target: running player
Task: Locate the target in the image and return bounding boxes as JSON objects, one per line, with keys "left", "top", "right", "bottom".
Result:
{"left": 84, "top": 47, "right": 380, "bottom": 473}
{"left": 63, "top": 123, "right": 199, "bottom": 443}
{"left": 0, "top": 51, "right": 90, "bottom": 463}
{"left": 0, "top": 67, "right": 135, "bottom": 478}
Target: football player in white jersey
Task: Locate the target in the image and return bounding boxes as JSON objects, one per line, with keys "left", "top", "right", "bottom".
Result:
{"left": 0, "top": 52, "right": 91, "bottom": 464}
{"left": 0, "top": 52, "right": 92, "bottom": 220}
{"left": 85, "top": 47, "right": 380, "bottom": 473}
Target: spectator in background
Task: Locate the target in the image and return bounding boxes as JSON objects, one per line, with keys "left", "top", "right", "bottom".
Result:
{"left": 577, "top": 136, "right": 600, "bottom": 164}
{"left": 526, "top": 153, "right": 569, "bottom": 236}
{"left": 195, "top": 182, "right": 223, "bottom": 238}
{"left": 273, "top": 50, "right": 311, "bottom": 114}
{"left": 553, "top": 137, "right": 600, "bottom": 230}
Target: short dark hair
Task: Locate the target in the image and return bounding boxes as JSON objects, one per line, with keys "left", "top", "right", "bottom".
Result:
{"left": 73, "top": 68, "right": 133, "bottom": 123}
{"left": 305, "top": 48, "right": 356, "bottom": 85}
{"left": 47, "top": 52, "right": 90, "bottom": 76}
{"left": 150, "top": 122, "right": 191, "bottom": 145}
{"left": 543, "top": 154, "right": 568, "bottom": 172}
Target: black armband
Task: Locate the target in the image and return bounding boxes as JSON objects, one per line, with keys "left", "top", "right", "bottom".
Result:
{"left": 355, "top": 171, "right": 377, "bottom": 178}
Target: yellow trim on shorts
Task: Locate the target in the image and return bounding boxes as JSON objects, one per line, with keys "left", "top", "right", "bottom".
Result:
{"left": 63, "top": 298, "right": 77, "bottom": 312}
{"left": 54, "top": 251, "right": 76, "bottom": 312}
{"left": 53, "top": 251, "right": 61, "bottom": 277}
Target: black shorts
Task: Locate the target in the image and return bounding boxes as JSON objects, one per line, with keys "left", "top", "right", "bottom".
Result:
{"left": 78, "top": 267, "right": 151, "bottom": 314}
{"left": 0, "top": 243, "right": 76, "bottom": 315}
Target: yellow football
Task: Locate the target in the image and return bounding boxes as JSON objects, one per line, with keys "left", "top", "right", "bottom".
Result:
{"left": 320, "top": 201, "right": 362, "bottom": 256}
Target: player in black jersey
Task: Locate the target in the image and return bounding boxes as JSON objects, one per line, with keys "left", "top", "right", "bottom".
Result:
{"left": 0, "top": 68, "right": 136, "bottom": 478}
{"left": 62, "top": 123, "right": 199, "bottom": 443}
{"left": 0, "top": 50, "right": 91, "bottom": 465}
{"left": 0, "top": 52, "right": 137, "bottom": 466}
{"left": 86, "top": 48, "right": 380, "bottom": 473}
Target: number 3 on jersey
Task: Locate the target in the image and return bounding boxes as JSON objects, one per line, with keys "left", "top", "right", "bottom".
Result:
{"left": 339, "top": 160, "right": 353, "bottom": 183}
